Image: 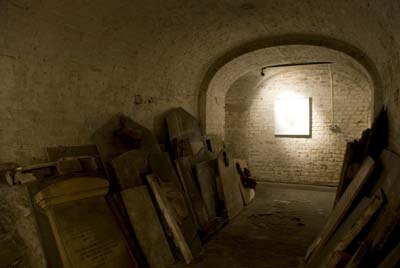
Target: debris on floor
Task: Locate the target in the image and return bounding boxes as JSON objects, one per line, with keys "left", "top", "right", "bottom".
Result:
{"left": 0, "top": 107, "right": 257, "bottom": 268}
{"left": 305, "top": 107, "right": 400, "bottom": 268}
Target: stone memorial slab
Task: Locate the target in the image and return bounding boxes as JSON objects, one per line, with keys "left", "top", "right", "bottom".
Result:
{"left": 148, "top": 153, "right": 201, "bottom": 255}
{"left": 111, "top": 150, "right": 149, "bottom": 189}
{"left": 34, "top": 177, "right": 138, "bottom": 268}
{"left": 217, "top": 151, "right": 244, "bottom": 219}
{"left": 194, "top": 160, "right": 219, "bottom": 218}
{"left": 176, "top": 157, "right": 209, "bottom": 228}
{"left": 146, "top": 175, "right": 193, "bottom": 264}
{"left": 92, "top": 114, "right": 160, "bottom": 181}
{"left": 166, "top": 108, "right": 202, "bottom": 144}
{"left": 122, "top": 186, "right": 174, "bottom": 268}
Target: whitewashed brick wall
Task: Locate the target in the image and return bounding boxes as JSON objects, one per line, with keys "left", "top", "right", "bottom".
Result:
{"left": 225, "top": 66, "right": 372, "bottom": 185}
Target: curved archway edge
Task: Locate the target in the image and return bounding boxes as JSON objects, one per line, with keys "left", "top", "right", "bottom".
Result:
{"left": 198, "top": 34, "right": 382, "bottom": 135}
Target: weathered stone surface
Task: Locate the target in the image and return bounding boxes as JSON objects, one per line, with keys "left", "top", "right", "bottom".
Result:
{"left": 34, "top": 177, "right": 138, "bottom": 268}
{"left": 194, "top": 160, "right": 219, "bottom": 218}
{"left": 111, "top": 150, "right": 148, "bottom": 189}
{"left": 49, "top": 197, "right": 137, "bottom": 268}
{"left": 217, "top": 151, "right": 243, "bottom": 219}
{"left": 0, "top": 185, "right": 46, "bottom": 268}
{"left": 148, "top": 153, "right": 202, "bottom": 254}
{"left": 122, "top": 186, "right": 175, "bottom": 268}
{"left": 176, "top": 157, "right": 209, "bottom": 228}
{"left": 166, "top": 108, "right": 202, "bottom": 142}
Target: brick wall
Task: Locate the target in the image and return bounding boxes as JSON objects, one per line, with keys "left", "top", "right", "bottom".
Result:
{"left": 225, "top": 65, "right": 372, "bottom": 185}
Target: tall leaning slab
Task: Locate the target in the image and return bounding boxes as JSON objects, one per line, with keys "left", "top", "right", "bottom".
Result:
{"left": 34, "top": 177, "right": 138, "bottom": 268}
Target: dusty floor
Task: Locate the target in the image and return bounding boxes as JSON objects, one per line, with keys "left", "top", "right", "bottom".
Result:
{"left": 183, "top": 182, "right": 336, "bottom": 268}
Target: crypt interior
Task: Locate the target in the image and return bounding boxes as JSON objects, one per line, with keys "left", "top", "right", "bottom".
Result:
{"left": 0, "top": 1, "right": 399, "bottom": 268}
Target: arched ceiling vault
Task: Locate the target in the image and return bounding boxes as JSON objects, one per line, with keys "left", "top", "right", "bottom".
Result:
{"left": 200, "top": 42, "right": 379, "bottom": 137}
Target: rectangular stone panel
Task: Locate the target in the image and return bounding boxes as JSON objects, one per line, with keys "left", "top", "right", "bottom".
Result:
{"left": 49, "top": 196, "right": 137, "bottom": 268}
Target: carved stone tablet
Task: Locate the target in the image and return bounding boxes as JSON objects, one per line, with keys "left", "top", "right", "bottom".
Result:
{"left": 35, "top": 177, "right": 138, "bottom": 268}
{"left": 217, "top": 151, "right": 244, "bottom": 219}
{"left": 122, "top": 186, "right": 174, "bottom": 268}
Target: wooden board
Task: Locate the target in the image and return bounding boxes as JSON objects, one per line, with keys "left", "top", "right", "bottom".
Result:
{"left": 306, "top": 157, "right": 376, "bottom": 262}
{"left": 176, "top": 157, "right": 209, "bottom": 228}
{"left": 345, "top": 240, "right": 371, "bottom": 268}
{"left": 309, "top": 189, "right": 385, "bottom": 268}
{"left": 366, "top": 150, "right": 400, "bottom": 262}
{"left": 378, "top": 243, "right": 400, "bottom": 268}
{"left": 194, "top": 160, "right": 219, "bottom": 218}
{"left": 335, "top": 189, "right": 384, "bottom": 252}
{"left": 325, "top": 251, "right": 351, "bottom": 268}
{"left": 334, "top": 142, "right": 357, "bottom": 206}
{"left": 122, "top": 186, "right": 174, "bottom": 268}
{"left": 234, "top": 159, "right": 255, "bottom": 206}
{"left": 146, "top": 175, "right": 193, "bottom": 264}
{"left": 217, "top": 151, "right": 244, "bottom": 219}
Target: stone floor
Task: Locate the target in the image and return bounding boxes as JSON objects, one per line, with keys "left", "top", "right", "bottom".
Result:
{"left": 183, "top": 182, "right": 336, "bottom": 268}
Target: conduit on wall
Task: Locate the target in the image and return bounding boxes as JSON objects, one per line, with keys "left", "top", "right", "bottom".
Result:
{"left": 328, "top": 64, "right": 340, "bottom": 132}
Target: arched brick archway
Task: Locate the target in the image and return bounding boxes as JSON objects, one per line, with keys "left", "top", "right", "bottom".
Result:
{"left": 198, "top": 36, "right": 382, "bottom": 137}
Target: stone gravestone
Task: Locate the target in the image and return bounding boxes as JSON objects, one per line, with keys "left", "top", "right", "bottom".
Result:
{"left": 122, "top": 186, "right": 175, "bottom": 268}
{"left": 217, "top": 151, "right": 244, "bottom": 219}
{"left": 34, "top": 177, "right": 138, "bottom": 268}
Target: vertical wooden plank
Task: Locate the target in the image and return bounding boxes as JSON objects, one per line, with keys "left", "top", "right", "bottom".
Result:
{"left": 366, "top": 150, "right": 400, "bottom": 263}
{"left": 306, "top": 157, "right": 376, "bottom": 262}
{"left": 377, "top": 244, "right": 400, "bottom": 268}
{"left": 345, "top": 240, "right": 371, "bottom": 268}
{"left": 309, "top": 190, "right": 385, "bottom": 267}
{"left": 335, "top": 142, "right": 357, "bottom": 206}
